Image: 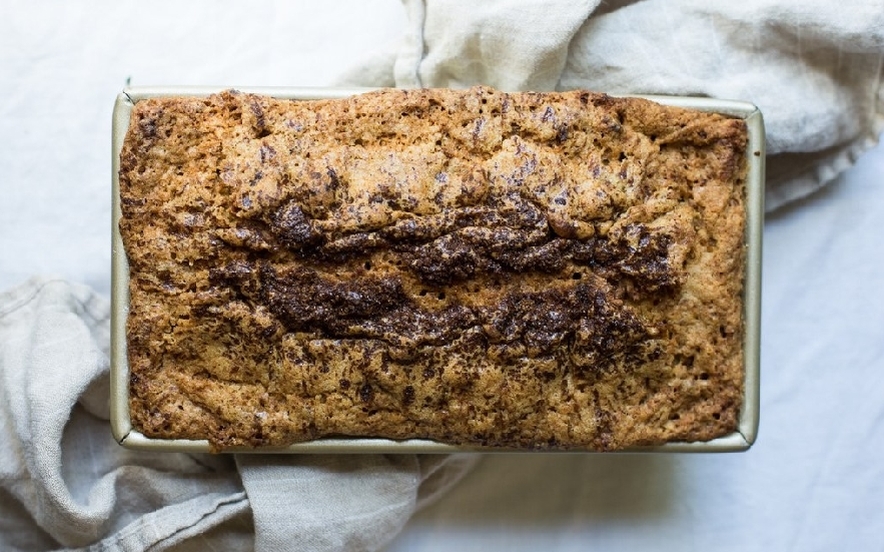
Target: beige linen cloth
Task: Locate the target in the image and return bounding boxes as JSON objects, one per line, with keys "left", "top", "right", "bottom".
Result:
{"left": 2, "top": 1, "right": 882, "bottom": 551}
{"left": 0, "top": 280, "right": 475, "bottom": 552}
{"left": 340, "top": 0, "right": 884, "bottom": 211}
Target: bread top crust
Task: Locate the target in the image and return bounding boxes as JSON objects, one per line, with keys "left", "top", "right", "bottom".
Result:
{"left": 120, "top": 87, "right": 747, "bottom": 451}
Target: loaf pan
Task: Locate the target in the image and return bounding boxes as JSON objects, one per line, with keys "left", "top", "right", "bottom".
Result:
{"left": 110, "top": 87, "right": 763, "bottom": 453}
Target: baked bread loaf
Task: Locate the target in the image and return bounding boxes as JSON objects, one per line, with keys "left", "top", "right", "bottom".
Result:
{"left": 119, "top": 87, "right": 748, "bottom": 451}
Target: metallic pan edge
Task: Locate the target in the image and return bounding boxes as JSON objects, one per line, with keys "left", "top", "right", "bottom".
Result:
{"left": 111, "top": 87, "right": 763, "bottom": 454}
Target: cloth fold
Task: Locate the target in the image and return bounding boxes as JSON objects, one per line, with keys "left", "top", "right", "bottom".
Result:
{"left": 338, "top": 0, "right": 884, "bottom": 211}
{"left": 0, "top": 279, "right": 476, "bottom": 551}
{"left": 236, "top": 454, "right": 475, "bottom": 551}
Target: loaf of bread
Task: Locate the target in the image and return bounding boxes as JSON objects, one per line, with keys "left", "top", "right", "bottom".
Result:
{"left": 119, "top": 87, "right": 748, "bottom": 451}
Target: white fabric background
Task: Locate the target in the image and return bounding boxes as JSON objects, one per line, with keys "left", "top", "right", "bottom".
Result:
{"left": 2, "top": 0, "right": 884, "bottom": 550}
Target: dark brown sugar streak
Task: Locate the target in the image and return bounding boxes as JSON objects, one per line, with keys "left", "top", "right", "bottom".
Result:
{"left": 120, "top": 87, "right": 748, "bottom": 450}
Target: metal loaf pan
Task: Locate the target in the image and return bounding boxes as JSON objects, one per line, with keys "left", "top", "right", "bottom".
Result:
{"left": 111, "top": 87, "right": 763, "bottom": 454}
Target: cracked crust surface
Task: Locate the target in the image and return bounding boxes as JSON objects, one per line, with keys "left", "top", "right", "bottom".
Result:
{"left": 119, "top": 87, "right": 747, "bottom": 451}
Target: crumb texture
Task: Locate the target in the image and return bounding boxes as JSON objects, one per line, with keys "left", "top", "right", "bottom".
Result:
{"left": 119, "top": 87, "right": 747, "bottom": 450}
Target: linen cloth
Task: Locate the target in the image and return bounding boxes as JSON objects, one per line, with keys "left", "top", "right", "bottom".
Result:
{"left": 0, "top": 280, "right": 476, "bottom": 551}
{"left": 339, "top": 0, "right": 884, "bottom": 211}
{"left": 2, "top": 0, "right": 884, "bottom": 550}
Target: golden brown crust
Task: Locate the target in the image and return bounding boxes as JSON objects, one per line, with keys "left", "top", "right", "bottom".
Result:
{"left": 120, "top": 87, "right": 747, "bottom": 451}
